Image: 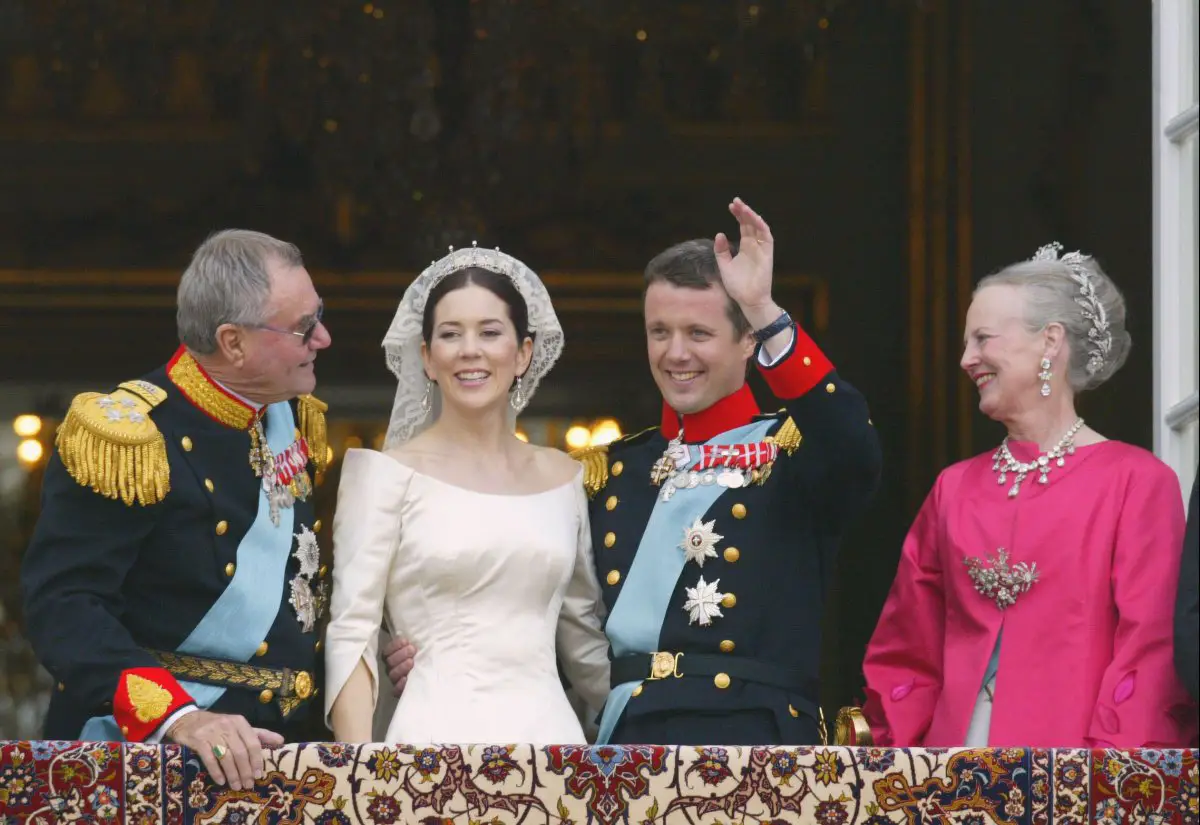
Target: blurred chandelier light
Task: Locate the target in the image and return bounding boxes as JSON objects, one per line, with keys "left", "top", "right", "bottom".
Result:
{"left": 17, "top": 438, "right": 44, "bottom": 466}
{"left": 13, "top": 414, "right": 42, "bottom": 437}
{"left": 564, "top": 425, "right": 592, "bottom": 450}
{"left": 589, "top": 419, "right": 622, "bottom": 446}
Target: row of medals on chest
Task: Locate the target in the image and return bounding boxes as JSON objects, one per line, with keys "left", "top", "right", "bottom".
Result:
{"left": 650, "top": 431, "right": 778, "bottom": 502}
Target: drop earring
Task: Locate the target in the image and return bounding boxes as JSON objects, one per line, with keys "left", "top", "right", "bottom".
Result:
{"left": 1038, "top": 357, "right": 1052, "bottom": 397}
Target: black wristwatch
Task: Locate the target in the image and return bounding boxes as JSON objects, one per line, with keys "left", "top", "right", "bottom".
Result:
{"left": 752, "top": 311, "right": 792, "bottom": 343}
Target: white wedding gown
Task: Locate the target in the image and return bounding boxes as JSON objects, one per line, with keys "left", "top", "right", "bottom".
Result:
{"left": 324, "top": 448, "right": 611, "bottom": 744}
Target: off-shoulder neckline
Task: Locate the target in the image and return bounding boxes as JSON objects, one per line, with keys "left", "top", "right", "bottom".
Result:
{"left": 347, "top": 447, "right": 583, "bottom": 498}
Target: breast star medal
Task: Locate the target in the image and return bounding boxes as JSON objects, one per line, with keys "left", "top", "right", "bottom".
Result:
{"left": 680, "top": 518, "right": 723, "bottom": 567}
{"left": 683, "top": 576, "right": 726, "bottom": 626}
{"left": 288, "top": 525, "right": 325, "bottom": 632}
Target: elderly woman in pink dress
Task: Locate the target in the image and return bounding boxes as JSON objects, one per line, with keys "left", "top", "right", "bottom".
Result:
{"left": 860, "top": 243, "right": 1197, "bottom": 747}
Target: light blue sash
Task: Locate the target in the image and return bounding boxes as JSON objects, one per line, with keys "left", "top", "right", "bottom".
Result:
{"left": 80, "top": 401, "right": 298, "bottom": 741}
{"left": 595, "top": 418, "right": 776, "bottom": 743}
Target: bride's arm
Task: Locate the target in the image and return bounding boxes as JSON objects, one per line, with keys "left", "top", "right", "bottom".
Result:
{"left": 330, "top": 661, "right": 376, "bottom": 741}
{"left": 324, "top": 450, "right": 410, "bottom": 740}
{"left": 555, "top": 481, "right": 612, "bottom": 714}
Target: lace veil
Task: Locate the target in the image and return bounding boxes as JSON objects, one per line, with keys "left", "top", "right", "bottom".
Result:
{"left": 381, "top": 243, "right": 564, "bottom": 449}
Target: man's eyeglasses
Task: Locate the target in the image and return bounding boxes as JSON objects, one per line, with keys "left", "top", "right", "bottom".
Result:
{"left": 251, "top": 301, "right": 325, "bottom": 346}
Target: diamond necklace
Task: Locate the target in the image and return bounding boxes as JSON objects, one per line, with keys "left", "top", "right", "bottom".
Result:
{"left": 992, "top": 417, "right": 1085, "bottom": 498}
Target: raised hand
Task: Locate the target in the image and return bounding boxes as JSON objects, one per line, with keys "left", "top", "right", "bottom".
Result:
{"left": 166, "top": 709, "right": 283, "bottom": 790}
{"left": 714, "top": 197, "right": 776, "bottom": 316}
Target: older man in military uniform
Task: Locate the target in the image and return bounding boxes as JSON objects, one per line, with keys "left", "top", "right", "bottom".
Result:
{"left": 21, "top": 230, "right": 332, "bottom": 788}
{"left": 567, "top": 197, "right": 881, "bottom": 745}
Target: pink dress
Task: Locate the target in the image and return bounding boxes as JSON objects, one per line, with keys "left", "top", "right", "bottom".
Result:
{"left": 862, "top": 440, "right": 1197, "bottom": 747}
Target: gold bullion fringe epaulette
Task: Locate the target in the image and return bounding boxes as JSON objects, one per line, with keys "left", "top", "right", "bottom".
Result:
{"left": 297, "top": 393, "right": 329, "bottom": 473}
{"left": 766, "top": 416, "right": 802, "bottom": 456}
{"left": 570, "top": 445, "right": 609, "bottom": 498}
{"left": 56, "top": 380, "right": 170, "bottom": 506}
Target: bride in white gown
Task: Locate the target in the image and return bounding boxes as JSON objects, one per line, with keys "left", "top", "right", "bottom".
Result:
{"left": 324, "top": 246, "right": 611, "bottom": 743}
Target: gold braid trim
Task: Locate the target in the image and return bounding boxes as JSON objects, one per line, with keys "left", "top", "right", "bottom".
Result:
{"left": 767, "top": 416, "right": 803, "bottom": 456}
{"left": 569, "top": 445, "right": 609, "bottom": 498}
{"left": 56, "top": 384, "right": 170, "bottom": 506}
{"left": 297, "top": 393, "right": 329, "bottom": 472}
{"left": 167, "top": 351, "right": 258, "bottom": 430}
{"left": 151, "top": 651, "right": 312, "bottom": 717}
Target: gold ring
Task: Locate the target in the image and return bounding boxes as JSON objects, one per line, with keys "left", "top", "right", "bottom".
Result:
{"left": 212, "top": 743, "right": 229, "bottom": 760}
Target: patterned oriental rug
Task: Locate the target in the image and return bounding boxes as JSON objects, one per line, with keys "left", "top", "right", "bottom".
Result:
{"left": 0, "top": 742, "right": 1197, "bottom": 824}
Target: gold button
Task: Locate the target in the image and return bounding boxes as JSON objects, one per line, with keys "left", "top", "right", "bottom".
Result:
{"left": 803, "top": 356, "right": 812, "bottom": 366}
{"left": 180, "top": 436, "right": 193, "bottom": 452}
{"left": 259, "top": 689, "right": 274, "bottom": 704}
{"left": 732, "top": 503, "right": 747, "bottom": 519}
{"left": 789, "top": 704, "right": 800, "bottom": 717}
{"left": 604, "top": 532, "right": 616, "bottom": 548}
{"left": 825, "top": 383, "right": 836, "bottom": 394}
{"left": 723, "top": 547, "right": 740, "bottom": 563}
{"left": 631, "top": 684, "right": 643, "bottom": 697}
{"left": 318, "top": 564, "right": 328, "bottom": 579}
{"left": 225, "top": 562, "right": 236, "bottom": 577}
{"left": 293, "top": 671, "right": 314, "bottom": 699}
{"left": 605, "top": 495, "right": 618, "bottom": 511}
{"left": 121, "top": 725, "right": 129, "bottom": 736}
{"left": 256, "top": 642, "right": 269, "bottom": 657}
{"left": 606, "top": 570, "right": 621, "bottom": 586}
{"left": 57, "top": 682, "right": 65, "bottom": 692}
{"left": 721, "top": 593, "right": 737, "bottom": 609}
{"left": 315, "top": 640, "right": 323, "bottom": 652}
{"left": 719, "top": 640, "right": 735, "bottom": 653}
{"left": 215, "top": 520, "right": 228, "bottom": 536}
{"left": 714, "top": 673, "right": 731, "bottom": 689}
{"left": 313, "top": 519, "right": 323, "bottom": 533}
{"left": 612, "top": 461, "right": 624, "bottom": 476}
{"left": 204, "top": 478, "right": 214, "bottom": 493}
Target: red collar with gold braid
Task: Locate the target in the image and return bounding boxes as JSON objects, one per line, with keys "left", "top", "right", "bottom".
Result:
{"left": 166, "top": 346, "right": 264, "bottom": 430}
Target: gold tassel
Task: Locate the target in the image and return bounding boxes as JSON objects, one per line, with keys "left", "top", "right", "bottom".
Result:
{"left": 570, "top": 445, "right": 609, "bottom": 498}
{"left": 56, "top": 390, "right": 170, "bottom": 506}
{"left": 297, "top": 394, "right": 329, "bottom": 473}
{"left": 769, "top": 416, "right": 803, "bottom": 455}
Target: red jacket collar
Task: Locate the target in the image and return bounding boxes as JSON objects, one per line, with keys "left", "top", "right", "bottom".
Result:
{"left": 660, "top": 383, "right": 761, "bottom": 443}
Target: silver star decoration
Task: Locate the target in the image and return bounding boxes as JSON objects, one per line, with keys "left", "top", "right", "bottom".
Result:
{"left": 119, "top": 397, "right": 137, "bottom": 409}
{"left": 289, "top": 577, "right": 317, "bottom": 632}
{"left": 294, "top": 525, "right": 320, "bottom": 578}
{"left": 96, "top": 397, "right": 115, "bottom": 408}
{"left": 683, "top": 576, "right": 726, "bottom": 626}
{"left": 680, "top": 518, "right": 723, "bottom": 568}
{"left": 105, "top": 409, "right": 123, "bottom": 422}
{"left": 128, "top": 412, "right": 146, "bottom": 423}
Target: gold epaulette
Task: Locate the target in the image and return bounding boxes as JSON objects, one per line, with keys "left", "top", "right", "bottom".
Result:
{"left": 56, "top": 380, "right": 170, "bottom": 506}
{"left": 767, "top": 416, "right": 802, "bottom": 455}
{"left": 570, "top": 445, "right": 609, "bottom": 498}
{"left": 297, "top": 393, "right": 329, "bottom": 473}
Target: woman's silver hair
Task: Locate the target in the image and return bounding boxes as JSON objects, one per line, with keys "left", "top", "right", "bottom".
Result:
{"left": 176, "top": 229, "right": 304, "bottom": 354}
{"left": 976, "top": 242, "right": 1131, "bottom": 392}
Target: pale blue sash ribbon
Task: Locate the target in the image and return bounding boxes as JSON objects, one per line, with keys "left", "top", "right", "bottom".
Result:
{"left": 595, "top": 418, "right": 776, "bottom": 743}
{"left": 80, "top": 401, "right": 297, "bottom": 740}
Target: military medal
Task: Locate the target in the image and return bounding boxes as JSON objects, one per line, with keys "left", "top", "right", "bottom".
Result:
{"left": 653, "top": 435, "right": 780, "bottom": 500}
{"left": 250, "top": 418, "right": 314, "bottom": 526}
{"left": 289, "top": 525, "right": 327, "bottom": 632}
{"left": 680, "top": 518, "right": 723, "bottom": 567}
{"left": 683, "top": 576, "right": 726, "bottom": 626}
